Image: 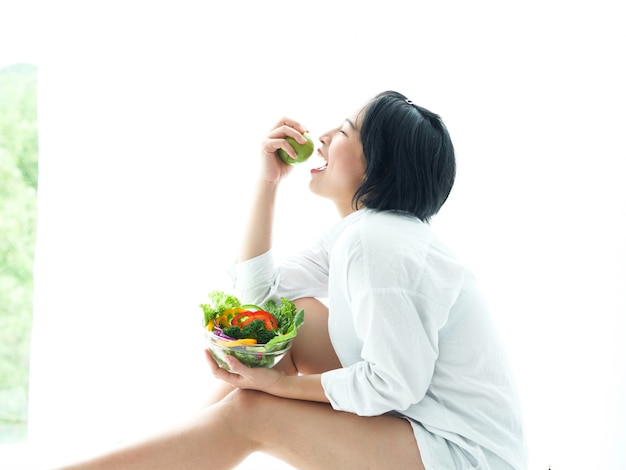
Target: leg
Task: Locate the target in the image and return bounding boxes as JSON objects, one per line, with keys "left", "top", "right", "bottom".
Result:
{"left": 231, "top": 390, "right": 425, "bottom": 470}
{"left": 280, "top": 297, "right": 341, "bottom": 375}
{"left": 203, "top": 381, "right": 236, "bottom": 407}
{"left": 54, "top": 298, "right": 373, "bottom": 468}
{"left": 56, "top": 389, "right": 424, "bottom": 470}
{"left": 54, "top": 391, "right": 252, "bottom": 470}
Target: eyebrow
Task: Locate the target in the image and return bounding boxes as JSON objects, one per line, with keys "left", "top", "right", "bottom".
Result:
{"left": 345, "top": 118, "right": 357, "bottom": 130}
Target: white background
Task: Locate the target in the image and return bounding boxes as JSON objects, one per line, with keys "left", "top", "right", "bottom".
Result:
{"left": 2, "top": 1, "right": 625, "bottom": 469}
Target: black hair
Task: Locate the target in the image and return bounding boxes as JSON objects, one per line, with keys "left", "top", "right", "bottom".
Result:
{"left": 354, "top": 90, "right": 456, "bottom": 222}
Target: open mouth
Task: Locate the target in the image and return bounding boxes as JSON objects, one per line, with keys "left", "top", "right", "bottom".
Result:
{"left": 311, "top": 150, "right": 328, "bottom": 173}
{"left": 311, "top": 163, "right": 327, "bottom": 174}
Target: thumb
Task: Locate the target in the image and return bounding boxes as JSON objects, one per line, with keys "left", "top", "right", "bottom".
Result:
{"left": 224, "top": 354, "right": 245, "bottom": 374}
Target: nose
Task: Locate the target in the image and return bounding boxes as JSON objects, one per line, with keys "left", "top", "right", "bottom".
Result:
{"left": 319, "top": 129, "right": 333, "bottom": 146}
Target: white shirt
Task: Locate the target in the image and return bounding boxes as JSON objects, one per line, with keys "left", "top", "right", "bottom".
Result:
{"left": 233, "top": 209, "right": 527, "bottom": 469}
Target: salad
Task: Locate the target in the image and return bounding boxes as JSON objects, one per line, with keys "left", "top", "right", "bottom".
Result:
{"left": 200, "top": 290, "right": 304, "bottom": 368}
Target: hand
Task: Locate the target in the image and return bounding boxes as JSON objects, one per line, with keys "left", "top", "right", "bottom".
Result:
{"left": 260, "top": 117, "right": 309, "bottom": 183}
{"left": 205, "top": 349, "right": 284, "bottom": 394}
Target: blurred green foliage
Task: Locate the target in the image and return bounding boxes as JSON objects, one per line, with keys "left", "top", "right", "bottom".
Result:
{"left": 0, "top": 63, "right": 38, "bottom": 442}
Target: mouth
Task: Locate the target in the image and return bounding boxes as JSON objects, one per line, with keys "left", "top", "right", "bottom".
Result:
{"left": 311, "top": 149, "right": 328, "bottom": 173}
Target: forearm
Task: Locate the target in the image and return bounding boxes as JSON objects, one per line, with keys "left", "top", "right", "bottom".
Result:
{"left": 238, "top": 179, "right": 279, "bottom": 262}
{"left": 271, "top": 373, "right": 329, "bottom": 404}
{"left": 211, "top": 354, "right": 331, "bottom": 404}
{"left": 237, "top": 117, "right": 307, "bottom": 262}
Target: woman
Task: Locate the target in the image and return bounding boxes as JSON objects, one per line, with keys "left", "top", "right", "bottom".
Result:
{"left": 58, "top": 91, "right": 527, "bottom": 469}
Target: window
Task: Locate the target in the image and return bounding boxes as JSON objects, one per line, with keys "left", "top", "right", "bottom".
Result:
{"left": 0, "top": 62, "right": 38, "bottom": 445}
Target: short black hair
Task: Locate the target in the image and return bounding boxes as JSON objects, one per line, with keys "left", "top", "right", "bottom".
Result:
{"left": 354, "top": 90, "right": 456, "bottom": 222}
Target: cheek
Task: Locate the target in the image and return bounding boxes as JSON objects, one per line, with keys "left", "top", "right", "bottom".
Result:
{"left": 335, "top": 159, "right": 365, "bottom": 192}
{"left": 327, "top": 140, "right": 366, "bottom": 186}
{"left": 346, "top": 151, "right": 366, "bottom": 181}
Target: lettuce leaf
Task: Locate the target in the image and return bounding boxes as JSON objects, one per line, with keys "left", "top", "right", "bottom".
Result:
{"left": 263, "top": 297, "right": 298, "bottom": 334}
{"left": 199, "top": 290, "right": 241, "bottom": 326}
{"left": 200, "top": 292, "right": 305, "bottom": 348}
{"left": 265, "top": 308, "right": 304, "bottom": 347}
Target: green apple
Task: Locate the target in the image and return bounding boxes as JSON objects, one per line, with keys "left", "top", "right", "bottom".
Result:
{"left": 278, "top": 133, "right": 314, "bottom": 165}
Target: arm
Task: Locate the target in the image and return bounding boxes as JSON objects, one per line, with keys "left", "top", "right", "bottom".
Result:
{"left": 214, "top": 118, "right": 330, "bottom": 401}
{"left": 238, "top": 117, "right": 309, "bottom": 262}
{"left": 206, "top": 350, "right": 329, "bottom": 403}
{"left": 237, "top": 180, "right": 278, "bottom": 262}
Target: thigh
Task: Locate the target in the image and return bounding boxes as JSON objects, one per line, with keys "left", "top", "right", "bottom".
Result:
{"left": 225, "top": 389, "right": 425, "bottom": 470}
{"left": 288, "top": 297, "right": 341, "bottom": 375}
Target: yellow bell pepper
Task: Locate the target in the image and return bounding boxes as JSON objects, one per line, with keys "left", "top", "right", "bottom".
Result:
{"left": 217, "top": 338, "right": 257, "bottom": 347}
{"left": 216, "top": 307, "right": 246, "bottom": 327}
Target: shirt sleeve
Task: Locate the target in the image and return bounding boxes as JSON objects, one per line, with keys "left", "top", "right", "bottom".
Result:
{"left": 231, "top": 240, "right": 330, "bottom": 304}
{"left": 322, "top": 289, "right": 447, "bottom": 416}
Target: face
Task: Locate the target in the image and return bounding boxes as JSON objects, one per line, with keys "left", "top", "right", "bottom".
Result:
{"left": 309, "top": 107, "right": 366, "bottom": 217}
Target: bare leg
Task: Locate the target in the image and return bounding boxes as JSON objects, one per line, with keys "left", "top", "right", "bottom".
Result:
{"left": 289, "top": 298, "right": 341, "bottom": 374}
{"left": 242, "top": 390, "right": 425, "bottom": 470}
{"left": 55, "top": 298, "right": 412, "bottom": 469}
{"left": 55, "top": 389, "right": 424, "bottom": 470}
{"left": 54, "top": 393, "right": 251, "bottom": 470}
{"left": 203, "top": 381, "right": 236, "bottom": 407}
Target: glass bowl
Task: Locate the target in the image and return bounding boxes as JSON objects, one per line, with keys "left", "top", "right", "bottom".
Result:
{"left": 204, "top": 329, "right": 293, "bottom": 369}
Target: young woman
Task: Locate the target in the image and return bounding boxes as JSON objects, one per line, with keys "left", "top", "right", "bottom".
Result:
{"left": 57, "top": 91, "right": 527, "bottom": 469}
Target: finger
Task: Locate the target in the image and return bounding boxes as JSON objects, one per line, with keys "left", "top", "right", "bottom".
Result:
{"left": 223, "top": 354, "right": 247, "bottom": 376}
{"left": 205, "top": 349, "right": 223, "bottom": 375}
{"left": 212, "top": 364, "right": 238, "bottom": 385}
{"left": 205, "top": 349, "right": 216, "bottom": 367}
{"left": 267, "top": 125, "right": 309, "bottom": 145}
{"left": 209, "top": 355, "right": 240, "bottom": 384}
{"left": 270, "top": 117, "right": 308, "bottom": 135}
{"left": 263, "top": 138, "right": 298, "bottom": 160}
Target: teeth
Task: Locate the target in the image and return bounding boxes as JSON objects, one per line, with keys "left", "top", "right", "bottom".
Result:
{"left": 313, "top": 153, "right": 327, "bottom": 170}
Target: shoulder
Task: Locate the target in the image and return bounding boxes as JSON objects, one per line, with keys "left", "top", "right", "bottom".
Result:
{"left": 336, "top": 210, "right": 467, "bottom": 289}
{"left": 332, "top": 209, "right": 434, "bottom": 272}
{"left": 338, "top": 209, "right": 432, "bottom": 252}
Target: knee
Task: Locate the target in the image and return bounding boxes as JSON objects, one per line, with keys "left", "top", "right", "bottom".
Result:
{"left": 218, "top": 389, "right": 288, "bottom": 448}
{"left": 294, "top": 297, "right": 328, "bottom": 315}
{"left": 198, "top": 389, "right": 274, "bottom": 454}
{"left": 220, "top": 389, "right": 279, "bottom": 424}
{"left": 290, "top": 297, "right": 340, "bottom": 375}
